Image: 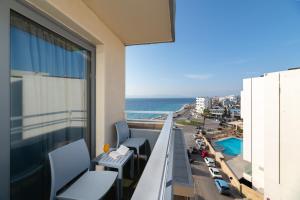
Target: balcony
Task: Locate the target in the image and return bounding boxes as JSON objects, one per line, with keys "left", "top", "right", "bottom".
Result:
{"left": 0, "top": 1, "right": 177, "bottom": 199}
{"left": 124, "top": 111, "right": 193, "bottom": 200}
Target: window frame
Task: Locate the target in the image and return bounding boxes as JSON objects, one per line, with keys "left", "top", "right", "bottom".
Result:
{"left": 0, "top": 0, "right": 96, "bottom": 199}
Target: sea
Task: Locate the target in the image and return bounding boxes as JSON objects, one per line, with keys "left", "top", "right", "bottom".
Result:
{"left": 125, "top": 98, "right": 195, "bottom": 119}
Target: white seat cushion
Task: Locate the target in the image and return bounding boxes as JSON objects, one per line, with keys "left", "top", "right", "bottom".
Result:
{"left": 57, "top": 171, "right": 118, "bottom": 200}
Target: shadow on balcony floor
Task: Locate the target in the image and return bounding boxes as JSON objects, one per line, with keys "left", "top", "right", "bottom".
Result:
{"left": 103, "top": 158, "right": 147, "bottom": 200}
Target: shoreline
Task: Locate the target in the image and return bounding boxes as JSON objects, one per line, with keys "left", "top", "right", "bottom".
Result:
{"left": 152, "top": 102, "right": 194, "bottom": 120}
{"left": 127, "top": 100, "right": 195, "bottom": 120}
{"left": 175, "top": 104, "right": 187, "bottom": 113}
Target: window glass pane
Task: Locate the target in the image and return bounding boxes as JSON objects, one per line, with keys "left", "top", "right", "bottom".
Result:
{"left": 10, "top": 11, "right": 90, "bottom": 200}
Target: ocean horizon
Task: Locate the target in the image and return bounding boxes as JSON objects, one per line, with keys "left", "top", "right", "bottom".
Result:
{"left": 125, "top": 98, "right": 195, "bottom": 119}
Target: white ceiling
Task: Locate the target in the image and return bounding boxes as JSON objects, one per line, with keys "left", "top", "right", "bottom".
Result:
{"left": 83, "top": 0, "right": 175, "bottom": 45}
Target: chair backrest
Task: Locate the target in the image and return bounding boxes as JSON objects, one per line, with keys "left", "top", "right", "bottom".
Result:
{"left": 48, "top": 139, "right": 90, "bottom": 200}
{"left": 115, "top": 121, "right": 130, "bottom": 147}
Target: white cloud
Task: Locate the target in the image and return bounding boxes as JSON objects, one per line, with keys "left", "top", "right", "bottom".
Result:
{"left": 184, "top": 73, "right": 213, "bottom": 80}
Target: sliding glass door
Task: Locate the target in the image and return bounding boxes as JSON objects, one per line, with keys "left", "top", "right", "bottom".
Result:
{"left": 10, "top": 11, "right": 93, "bottom": 200}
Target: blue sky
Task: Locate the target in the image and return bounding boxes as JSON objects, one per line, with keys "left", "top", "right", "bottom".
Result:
{"left": 126, "top": 0, "right": 300, "bottom": 98}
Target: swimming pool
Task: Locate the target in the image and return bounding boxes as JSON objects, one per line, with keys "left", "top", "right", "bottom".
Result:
{"left": 214, "top": 137, "right": 243, "bottom": 156}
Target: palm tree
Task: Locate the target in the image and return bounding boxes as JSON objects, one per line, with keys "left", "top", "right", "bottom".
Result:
{"left": 222, "top": 107, "right": 228, "bottom": 118}
{"left": 201, "top": 108, "right": 210, "bottom": 130}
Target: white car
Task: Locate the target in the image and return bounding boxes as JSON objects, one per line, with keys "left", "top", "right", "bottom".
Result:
{"left": 204, "top": 157, "right": 216, "bottom": 167}
{"left": 208, "top": 167, "right": 222, "bottom": 179}
{"left": 195, "top": 138, "right": 204, "bottom": 144}
{"left": 195, "top": 139, "right": 205, "bottom": 150}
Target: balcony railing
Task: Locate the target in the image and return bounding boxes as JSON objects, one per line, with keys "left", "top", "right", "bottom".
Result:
{"left": 126, "top": 111, "right": 174, "bottom": 200}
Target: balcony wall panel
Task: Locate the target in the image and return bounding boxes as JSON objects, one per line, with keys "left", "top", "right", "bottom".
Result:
{"left": 263, "top": 72, "right": 280, "bottom": 200}
{"left": 251, "top": 77, "right": 265, "bottom": 192}
{"left": 242, "top": 78, "right": 252, "bottom": 163}
{"left": 280, "top": 69, "right": 300, "bottom": 200}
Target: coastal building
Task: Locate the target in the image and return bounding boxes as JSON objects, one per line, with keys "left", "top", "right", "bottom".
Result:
{"left": 228, "top": 94, "right": 238, "bottom": 104}
{"left": 230, "top": 108, "right": 241, "bottom": 119}
{"left": 219, "top": 95, "right": 239, "bottom": 107}
{"left": 211, "top": 96, "right": 220, "bottom": 106}
{"left": 0, "top": 1, "right": 177, "bottom": 200}
{"left": 222, "top": 98, "right": 231, "bottom": 108}
{"left": 196, "top": 97, "right": 211, "bottom": 114}
{"left": 241, "top": 68, "right": 300, "bottom": 200}
{"left": 209, "top": 106, "right": 225, "bottom": 118}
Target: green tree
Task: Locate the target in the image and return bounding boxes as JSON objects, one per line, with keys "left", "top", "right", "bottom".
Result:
{"left": 222, "top": 107, "right": 228, "bottom": 118}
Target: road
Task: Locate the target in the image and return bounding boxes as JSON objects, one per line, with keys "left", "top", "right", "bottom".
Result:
{"left": 204, "top": 118, "right": 220, "bottom": 130}
{"left": 175, "top": 107, "right": 194, "bottom": 120}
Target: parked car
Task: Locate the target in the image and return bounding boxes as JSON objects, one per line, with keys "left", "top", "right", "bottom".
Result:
{"left": 214, "top": 179, "right": 231, "bottom": 195}
{"left": 201, "top": 150, "right": 208, "bottom": 158}
{"left": 195, "top": 138, "right": 204, "bottom": 143}
{"left": 204, "top": 157, "right": 216, "bottom": 167}
{"left": 193, "top": 133, "right": 202, "bottom": 139}
{"left": 208, "top": 167, "right": 223, "bottom": 179}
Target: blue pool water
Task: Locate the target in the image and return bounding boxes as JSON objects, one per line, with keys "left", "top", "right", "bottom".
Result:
{"left": 215, "top": 137, "right": 243, "bottom": 156}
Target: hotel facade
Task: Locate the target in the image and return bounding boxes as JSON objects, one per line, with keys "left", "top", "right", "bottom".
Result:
{"left": 241, "top": 68, "right": 300, "bottom": 200}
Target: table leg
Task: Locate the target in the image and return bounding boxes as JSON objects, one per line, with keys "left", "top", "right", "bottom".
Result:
{"left": 130, "top": 154, "right": 134, "bottom": 179}
{"left": 116, "top": 179, "right": 120, "bottom": 200}
{"left": 118, "top": 168, "right": 123, "bottom": 200}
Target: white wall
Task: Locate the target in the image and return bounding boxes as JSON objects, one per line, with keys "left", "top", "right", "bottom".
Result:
{"left": 242, "top": 77, "right": 265, "bottom": 191}
{"left": 243, "top": 69, "right": 300, "bottom": 200}
{"left": 242, "top": 78, "right": 252, "bottom": 163}
{"left": 263, "top": 72, "right": 280, "bottom": 200}
{"left": 251, "top": 77, "right": 265, "bottom": 192}
{"left": 280, "top": 69, "right": 300, "bottom": 200}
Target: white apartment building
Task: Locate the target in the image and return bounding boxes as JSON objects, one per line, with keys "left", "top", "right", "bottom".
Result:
{"left": 222, "top": 99, "right": 231, "bottom": 107}
{"left": 228, "top": 94, "right": 238, "bottom": 104}
{"left": 196, "top": 97, "right": 211, "bottom": 114}
{"left": 241, "top": 68, "right": 300, "bottom": 200}
{"left": 209, "top": 106, "right": 225, "bottom": 117}
{"left": 218, "top": 95, "right": 238, "bottom": 107}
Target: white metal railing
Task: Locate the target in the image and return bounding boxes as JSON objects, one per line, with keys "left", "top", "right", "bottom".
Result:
{"left": 126, "top": 111, "right": 174, "bottom": 200}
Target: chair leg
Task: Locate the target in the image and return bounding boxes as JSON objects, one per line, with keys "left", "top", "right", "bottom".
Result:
{"left": 118, "top": 178, "right": 122, "bottom": 200}
{"left": 137, "top": 148, "right": 140, "bottom": 174}
{"left": 115, "top": 179, "right": 120, "bottom": 200}
{"left": 118, "top": 168, "right": 123, "bottom": 200}
{"left": 145, "top": 142, "right": 148, "bottom": 161}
